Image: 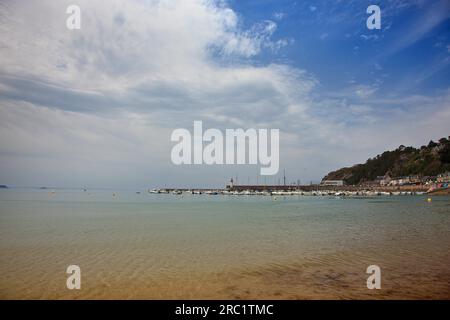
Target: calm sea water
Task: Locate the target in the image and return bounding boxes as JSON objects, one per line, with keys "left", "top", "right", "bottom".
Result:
{"left": 0, "top": 188, "right": 449, "bottom": 299}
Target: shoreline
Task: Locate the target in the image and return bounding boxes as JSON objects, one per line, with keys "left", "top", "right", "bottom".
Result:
{"left": 427, "top": 188, "right": 450, "bottom": 195}
{"left": 148, "top": 184, "right": 448, "bottom": 196}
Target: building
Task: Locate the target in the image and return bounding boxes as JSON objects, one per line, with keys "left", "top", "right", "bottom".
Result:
{"left": 380, "top": 175, "right": 391, "bottom": 186}
{"left": 371, "top": 175, "right": 391, "bottom": 186}
{"left": 437, "top": 172, "right": 450, "bottom": 183}
{"left": 389, "top": 176, "right": 409, "bottom": 186}
{"left": 388, "top": 175, "right": 426, "bottom": 186}
{"left": 321, "top": 180, "right": 344, "bottom": 186}
{"left": 422, "top": 176, "right": 437, "bottom": 185}
{"left": 225, "top": 178, "right": 234, "bottom": 189}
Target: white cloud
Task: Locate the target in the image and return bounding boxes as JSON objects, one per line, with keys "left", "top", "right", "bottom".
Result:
{"left": 382, "top": 0, "right": 450, "bottom": 56}
{"left": 0, "top": 0, "right": 315, "bottom": 186}
{"left": 354, "top": 85, "right": 378, "bottom": 99}
{"left": 272, "top": 12, "right": 285, "bottom": 21}
{"left": 0, "top": 0, "right": 449, "bottom": 188}
{"left": 360, "top": 34, "right": 380, "bottom": 41}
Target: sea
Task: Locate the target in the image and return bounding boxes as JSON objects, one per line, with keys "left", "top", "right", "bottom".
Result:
{"left": 0, "top": 188, "right": 449, "bottom": 299}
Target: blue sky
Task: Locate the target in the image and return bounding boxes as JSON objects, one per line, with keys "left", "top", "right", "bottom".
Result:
{"left": 0, "top": 0, "right": 449, "bottom": 188}
{"left": 230, "top": 0, "right": 450, "bottom": 133}
{"left": 231, "top": 0, "right": 449, "bottom": 96}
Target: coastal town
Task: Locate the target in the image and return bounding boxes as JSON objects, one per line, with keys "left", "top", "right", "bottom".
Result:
{"left": 148, "top": 171, "right": 450, "bottom": 197}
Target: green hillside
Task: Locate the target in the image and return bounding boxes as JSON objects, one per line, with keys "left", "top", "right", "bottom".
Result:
{"left": 322, "top": 136, "right": 450, "bottom": 185}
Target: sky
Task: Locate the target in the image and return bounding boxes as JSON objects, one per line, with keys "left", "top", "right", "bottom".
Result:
{"left": 0, "top": 0, "right": 449, "bottom": 189}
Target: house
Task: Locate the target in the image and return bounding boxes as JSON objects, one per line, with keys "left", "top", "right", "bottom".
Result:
{"left": 321, "top": 180, "right": 344, "bottom": 186}
{"left": 437, "top": 172, "right": 450, "bottom": 183}
{"left": 408, "top": 175, "right": 421, "bottom": 184}
{"left": 422, "top": 176, "right": 437, "bottom": 185}
{"left": 374, "top": 175, "right": 391, "bottom": 186}
{"left": 389, "top": 176, "right": 409, "bottom": 186}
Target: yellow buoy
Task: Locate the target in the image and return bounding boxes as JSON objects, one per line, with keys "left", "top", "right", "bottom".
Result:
{"left": 427, "top": 198, "right": 432, "bottom": 202}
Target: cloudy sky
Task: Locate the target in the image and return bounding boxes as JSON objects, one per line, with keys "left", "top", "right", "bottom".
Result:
{"left": 0, "top": 0, "right": 449, "bottom": 189}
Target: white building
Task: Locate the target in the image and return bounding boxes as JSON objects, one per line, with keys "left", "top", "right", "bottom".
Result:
{"left": 321, "top": 180, "right": 344, "bottom": 186}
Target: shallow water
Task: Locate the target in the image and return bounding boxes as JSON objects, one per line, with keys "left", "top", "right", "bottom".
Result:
{"left": 0, "top": 189, "right": 449, "bottom": 299}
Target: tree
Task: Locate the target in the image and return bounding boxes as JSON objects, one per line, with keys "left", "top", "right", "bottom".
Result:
{"left": 439, "top": 144, "right": 450, "bottom": 164}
